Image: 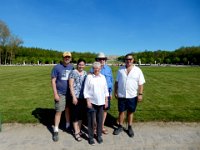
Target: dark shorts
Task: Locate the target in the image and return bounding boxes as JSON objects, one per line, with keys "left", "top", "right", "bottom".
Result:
{"left": 66, "top": 89, "right": 72, "bottom": 107}
{"left": 118, "top": 97, "right": 138, "bottom": 112}
{"left": 71, "top": 99, "right": 86, "bottom": 122}
{"left": 103, "top": 95, "right": 111, "bottom": 110}
{"left": 65, "top": 95, "right": 72, "bottom": 107}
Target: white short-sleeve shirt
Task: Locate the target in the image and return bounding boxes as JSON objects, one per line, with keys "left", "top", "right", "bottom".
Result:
{"left": 116, "top": 65, "right": 145, "bottom": 98}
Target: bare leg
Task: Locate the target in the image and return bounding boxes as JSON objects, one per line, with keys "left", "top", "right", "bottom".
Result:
{"left": 73, "top": 121, "right": 79, "bottom": 134}
{"left": 128, "top": 111, "right": 133, "bottom": 126}
{"left": 54, "top": 111, "right": 62, "bottom": 131}
{"left": 73, "top": 120, "right": 82, "bottom": 141}
{"left": 78, "top": 120, "right": 82, "bottom": 131}
{"left": 102, "top": 110, "right": 107, "bottom": 128}
{"left": 119, "top": 111, "right": 125, "bottom": 125}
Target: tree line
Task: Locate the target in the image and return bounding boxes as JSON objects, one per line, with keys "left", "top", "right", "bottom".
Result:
{"left": 117, "top": 46, "right": 200, "bottom": 65}
{"left": 13, "top": 46, "right": 199, "bottom": 65}
{"left": 14, "top": 46, "right": 97, "bottom": 64}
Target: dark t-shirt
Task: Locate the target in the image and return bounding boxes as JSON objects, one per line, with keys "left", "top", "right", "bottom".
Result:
{"left": 51, "top": 63, "right": 74, "bottom": 95}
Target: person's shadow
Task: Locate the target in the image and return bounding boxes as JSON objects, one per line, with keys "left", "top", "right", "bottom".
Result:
{"left": 32, "top": 108, "right": 118, "bottom": 139}
{"left": 104, "top": 113, "right": 118, "bottom": 129}
{"left": 31, "top": 108, "right": 67, "bottom": 134}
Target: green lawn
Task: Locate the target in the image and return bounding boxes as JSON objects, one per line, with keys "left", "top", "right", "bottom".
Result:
{"left": 0, "top": 65, "right": 200, "bottom": 123}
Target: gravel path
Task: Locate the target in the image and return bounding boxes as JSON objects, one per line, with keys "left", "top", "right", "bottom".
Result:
{"left": 0, "top": 122, "right": 200, "bottom": 150}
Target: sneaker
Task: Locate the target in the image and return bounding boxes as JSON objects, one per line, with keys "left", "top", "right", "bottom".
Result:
{"left": 128, "top": 126, "right": 134, "bottom": 138}
{"left": 88, "top": 139, "right": 95, "bottom": 146}
{"left": 113, "top": 126, "right": 123, "bottom": 135}
{"left": 53, "top": 132, "right": 59, "bottom": 142}
{"left": 97, "top": 136, "right": 103, "bottom": 144}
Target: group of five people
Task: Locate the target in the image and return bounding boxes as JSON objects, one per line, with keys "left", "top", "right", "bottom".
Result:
{"left": 51, "top": 52, "right": 145, "bottom": 145}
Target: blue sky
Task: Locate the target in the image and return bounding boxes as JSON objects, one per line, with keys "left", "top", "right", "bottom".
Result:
{"left": 1, "top": 0, "right": 200, "bottom": 56}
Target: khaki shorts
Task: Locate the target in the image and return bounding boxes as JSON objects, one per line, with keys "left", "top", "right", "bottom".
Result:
{"left": 55, "top": 94, "right": 66, "bottom": 112}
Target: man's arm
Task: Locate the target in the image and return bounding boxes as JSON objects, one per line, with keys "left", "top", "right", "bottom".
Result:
{"left": 51, "top": 78, "right": 60, "bottom": 101}
{"left": 137, "top": 84, "right": 144, "bottom": 102}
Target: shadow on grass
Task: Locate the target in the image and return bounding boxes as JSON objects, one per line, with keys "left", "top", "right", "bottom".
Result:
{"left": 31, "top": 108, "right": 67, "bottom": 134}
{"left": 32, "top": 108, "right": 118, "bottom": 135}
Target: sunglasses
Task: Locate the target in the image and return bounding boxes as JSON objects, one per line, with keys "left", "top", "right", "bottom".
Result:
{"left": 63, "top": 56, "right": 71, "bottom": 58}
{"left": 125, "top": 58, "right": 133, "bottom": 61}
{"left": 97, "top": 58, "right": 106, "bottom": 61}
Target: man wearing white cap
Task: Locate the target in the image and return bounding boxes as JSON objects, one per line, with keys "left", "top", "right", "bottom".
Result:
{"left": 51, "top": 52, "right": 74, "bottom": 142}
{"left": 90, "top": 52, "right": 113, "bottom": 134}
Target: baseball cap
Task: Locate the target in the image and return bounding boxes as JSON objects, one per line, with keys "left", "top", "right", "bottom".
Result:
{"left": 63, "top": 52, "right": 72, "bottom": 57}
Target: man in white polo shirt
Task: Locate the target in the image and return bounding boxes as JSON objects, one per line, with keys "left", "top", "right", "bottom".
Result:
{"left": 113, "top": 53, "right": 145, "bottom": 137}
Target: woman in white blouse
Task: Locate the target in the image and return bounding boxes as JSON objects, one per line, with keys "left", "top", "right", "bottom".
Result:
{"left": 84, "top": 62, "right": 109, "bottom": 145}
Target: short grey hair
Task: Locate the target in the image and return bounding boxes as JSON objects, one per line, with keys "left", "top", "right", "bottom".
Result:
{"left": 93, "top": 61, "right": 101, "bottom": 68}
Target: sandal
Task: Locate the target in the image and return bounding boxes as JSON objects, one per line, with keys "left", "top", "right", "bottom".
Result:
{"left": 102, "top": 128, "right": 108, "bottom": 134}
{"left": 74, "top": 133, "right": 82, "bottom": 142}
